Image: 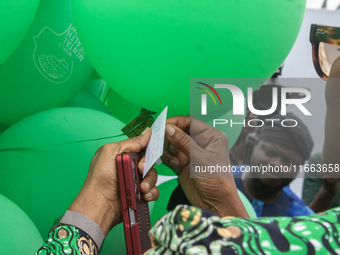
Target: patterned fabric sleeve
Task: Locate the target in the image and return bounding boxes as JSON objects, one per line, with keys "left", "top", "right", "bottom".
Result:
{"left": 35, "top": 225, "right": 98, "bottom": 255}
{"left": 146, "top": 205, "right": 340, "bottom": 255}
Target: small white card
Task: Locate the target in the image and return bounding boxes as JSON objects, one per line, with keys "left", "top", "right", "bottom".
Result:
{"left": 143, "top": 106, "right": 168, "bottom": 177}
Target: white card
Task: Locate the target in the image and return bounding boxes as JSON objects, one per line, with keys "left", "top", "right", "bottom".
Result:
{"left": 143, "top": 106, "right": 168, "bottom": 177}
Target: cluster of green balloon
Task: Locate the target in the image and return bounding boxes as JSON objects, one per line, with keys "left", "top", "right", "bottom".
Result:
{"left": 0, "top": 194, "right": 43, "bottom": 254}
{"left": 72, "top": 0, "right": 306, "bottom": 118}
{"left": 150, "top": 178, "right": 257, "bottom": 226}
{"left": 0, "top": 0, "right": 39, "bottom": 65}
{"left": 0, "top": 107, "right": 128, "bottom": 255}
{"left": 0, "top": 0, "right": 93, "bottom": 126}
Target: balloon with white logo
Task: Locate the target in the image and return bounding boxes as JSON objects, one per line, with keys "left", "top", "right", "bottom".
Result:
{"left": 0, "top": 0, "right": 93, "bottom": 126}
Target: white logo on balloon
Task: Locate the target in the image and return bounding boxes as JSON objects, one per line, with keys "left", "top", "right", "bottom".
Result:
{"left": 33, "top": 23, "right": 85, "bottom": 83}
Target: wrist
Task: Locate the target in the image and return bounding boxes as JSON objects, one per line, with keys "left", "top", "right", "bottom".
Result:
{"left": 68, "top": 185, "right": 119, "bottom": 236}
{"left": 210, "top": 180, "right": 249, "bottom": 218}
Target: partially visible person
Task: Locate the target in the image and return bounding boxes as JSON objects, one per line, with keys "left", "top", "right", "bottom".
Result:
{"left": 302, "top": 55, "right": 340, "bottom": 214}
{"left": 167, "top": 113, "right": 314, "bottom": 217}
{"left": 303, "top": 153, "right": 340, "bottom": 213}
{"left": 237, "top": 113, "right": 314, "bottom": 217}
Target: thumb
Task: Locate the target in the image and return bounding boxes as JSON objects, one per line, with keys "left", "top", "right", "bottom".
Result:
{"left": 116, "top": 127, "right": 152, "bottom": 154}
{"left": 165, "top": 123, "right": 204, "bottom": 159}
{"left": 165, "top": 124, "right": 190, "bottom": 157}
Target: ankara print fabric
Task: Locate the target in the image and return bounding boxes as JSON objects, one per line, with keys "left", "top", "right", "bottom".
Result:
{"left": 147, "top": 205, "right": 340, "bottom": 255}
{"left": 35, "top": 225, "right": 98, "bottom": 255}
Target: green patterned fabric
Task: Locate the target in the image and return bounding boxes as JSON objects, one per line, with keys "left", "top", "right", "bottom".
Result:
{"left": 35, "top": 225, "right": 98, "bottom": 255}
{"left": 35, "top": 206, "right": 340, "bottom": 254}
{"left": 147, "top": 205, "right": 340, "bottom": 255}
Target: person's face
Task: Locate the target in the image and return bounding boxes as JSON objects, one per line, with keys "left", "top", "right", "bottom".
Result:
{"left": 248, "top": 140, "right": 303, "bottom": 188}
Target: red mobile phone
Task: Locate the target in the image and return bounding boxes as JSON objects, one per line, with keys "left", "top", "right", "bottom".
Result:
{"left": 116, "top": 153, "right": 152, "bottom": 255}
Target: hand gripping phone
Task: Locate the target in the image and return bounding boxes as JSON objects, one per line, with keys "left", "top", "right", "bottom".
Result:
{"left": 116, "top": 153, "right": 152, "bottom": 255}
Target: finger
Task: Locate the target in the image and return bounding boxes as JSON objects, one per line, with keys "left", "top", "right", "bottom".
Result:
{"left": 144, "top": 186, "right": 160, "bottom": 201}
{"left": 161, "top": 149, "right": 190, "bottom": 175}
{"left": 138, "top": 156, "right": 146, "bottom": 174}
{"left": 161, "top": 149, "right": 180, "bottom": 169}
{"left": 116, "top": 127, "right": 152, "bottom": 155}
{"left": 164, "top": 138, "right": 177, "bottom": 155}
{"left": 165, "top": 124, "right": 191, "bottom": 157}
{"left": 140, "top": 167, "right": 158, "bottom": 194}
{"left": 166, "top": 116, "right": 216, "bottom": 138}
{"left": 166, "top": 116, "right": 191, "bottom": 134}
{"left": 165, "top": 123, "right": 206, "bottom": 160}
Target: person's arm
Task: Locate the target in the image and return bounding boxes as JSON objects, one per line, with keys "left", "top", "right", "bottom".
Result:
{"left": 308, "top": 178, "right": 339, "bottom": 213}
{"left": 323, "top": 56, "right": 340, "bottom": 166}
{"left": 161, "top": 116, "right": 249, "bottom": 218}
{"left": 309, "top": 56, "right": 340, "bottom": 212}
{"left": 36, "top": 128, "right": 159, "bottom": 254}
{"left": 302, "top": 154, "right": 337, "bottom": 213}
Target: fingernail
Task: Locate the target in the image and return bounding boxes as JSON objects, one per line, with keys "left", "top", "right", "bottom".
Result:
{"left": 170, "top": 159, "right": 179, "bottom": 167}
{"left": 145, "top": 192, "right": 152, "bottom": 200}
{"left": 139, "top": 162, "right": 145, "bottom": 170}
{"left": 141, "top": 127, "right": 150, "bottom": 135}
{"left": 170, "top": 144, "right": 177, "bottom": 154}
{"left": 143, "top": 182, "right": 150, "bottom": 191}
{"left": 165, "top": 124, "right": 175, "bottom": 137}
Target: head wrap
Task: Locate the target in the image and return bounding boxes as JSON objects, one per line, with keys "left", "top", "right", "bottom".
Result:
{"left": 257, "top": 113, "right": 313, "bottom": 161}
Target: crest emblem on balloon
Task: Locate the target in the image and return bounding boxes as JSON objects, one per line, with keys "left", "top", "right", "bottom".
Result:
{"left": 33, "top": 24, "right": 86, "bottom": 83}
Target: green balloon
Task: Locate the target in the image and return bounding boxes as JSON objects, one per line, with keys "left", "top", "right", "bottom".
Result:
{"left": 0, "top": 0, "right": 93, "bottom": 126}
{"left": 0, "top": 0, "right": 40, "bottom": 65}
{"left": 65, "top": 89, "right": 112, "bottom": 115}
{"left": 0, "top": 194, "right": 43, "bottom": 254}
{"left": 0, "top": 107, "right": 127, "bottom": 238}
{"left": 151, "top": 178, "right": 257, "bottom": 226}
{"left": 72, "top": 0, "right": 306, "bottom": 117}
